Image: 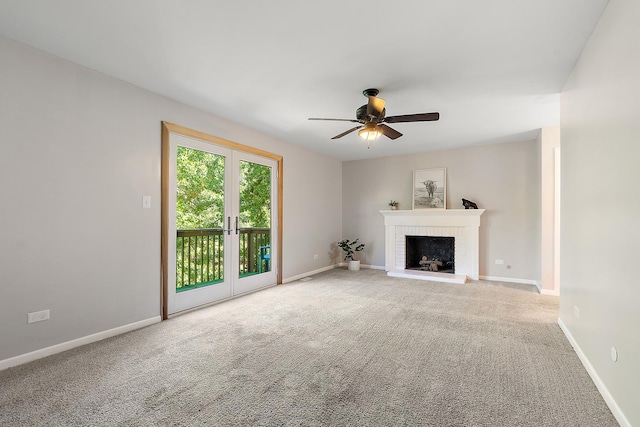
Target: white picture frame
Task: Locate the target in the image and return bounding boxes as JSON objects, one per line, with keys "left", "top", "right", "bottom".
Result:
{"left": 412, "top": 168, "right": 446, "bottom": 209}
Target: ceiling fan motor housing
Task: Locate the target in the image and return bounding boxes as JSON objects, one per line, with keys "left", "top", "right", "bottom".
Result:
{"left": 356, "top": 104, "right": 386, "bottom": 122}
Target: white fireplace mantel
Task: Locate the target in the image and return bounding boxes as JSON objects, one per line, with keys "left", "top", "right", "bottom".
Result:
{"left": 380, "top": 209, "right": 485, "bottom": 284}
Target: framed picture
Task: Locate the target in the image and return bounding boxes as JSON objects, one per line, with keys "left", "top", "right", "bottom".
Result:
{"left": 412, "top": 168, "right": 446, "bottom": 209}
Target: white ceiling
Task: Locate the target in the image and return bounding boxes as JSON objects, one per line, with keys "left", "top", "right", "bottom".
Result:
{"left": 0, "top": 0, "right": 609, "bottom": 161}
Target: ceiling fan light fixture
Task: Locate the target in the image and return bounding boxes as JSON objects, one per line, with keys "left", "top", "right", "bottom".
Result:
{"left": 358, "top": 124, "right": 382, "bottom": 142}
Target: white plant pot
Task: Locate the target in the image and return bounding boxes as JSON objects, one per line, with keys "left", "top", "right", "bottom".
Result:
{"left": 348, "top": 260, "right": 361, "bottom": 271}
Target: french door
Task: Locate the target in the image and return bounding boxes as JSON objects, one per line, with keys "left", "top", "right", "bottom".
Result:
{"left": 163, "top": 126, "right": 279, "bottom": 316}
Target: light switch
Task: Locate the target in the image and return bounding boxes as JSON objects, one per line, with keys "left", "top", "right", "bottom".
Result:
{"left": 142, "top": 196, "right": 151, "bottom": 209}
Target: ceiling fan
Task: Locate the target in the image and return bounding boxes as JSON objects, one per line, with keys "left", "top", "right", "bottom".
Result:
{"left": 308, "top": 88, "right": 439, "bottom": 145}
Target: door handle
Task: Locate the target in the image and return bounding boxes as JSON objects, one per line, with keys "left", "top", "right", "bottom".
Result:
{"left": 222, "top": 216, "right": 232, "bottom": 235}
{"left": 235, "top": 216, "right": 239, "bottom": 235}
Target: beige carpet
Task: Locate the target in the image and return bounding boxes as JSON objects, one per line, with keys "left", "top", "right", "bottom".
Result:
{"left": 0, "top": 269, "right": 617, "bottom": 426}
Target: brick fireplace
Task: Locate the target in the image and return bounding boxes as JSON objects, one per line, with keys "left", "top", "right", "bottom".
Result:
{"left": 380, "top": 209, "right": 485, "bottom": 284}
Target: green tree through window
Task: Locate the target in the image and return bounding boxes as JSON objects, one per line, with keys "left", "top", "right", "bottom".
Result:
{"left": 176, "top": 148, "right": 271, "bottom": 229}
{"left": 176, "top": 147, "right": 224, "bottom": 229}
{"left": 239, "top": 160, "right": 271, "bottom": 228}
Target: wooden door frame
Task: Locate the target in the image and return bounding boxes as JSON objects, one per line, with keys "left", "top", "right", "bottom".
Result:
{"left": 161, "top": 122, "right": 283, "bottom": 320}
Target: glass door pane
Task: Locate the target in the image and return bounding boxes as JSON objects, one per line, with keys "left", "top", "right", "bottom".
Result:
{"left": 175, "top": 146, "right": 226, "bottom": 291}
{"left": 238, "top": 160, "right": 272, "bottom": 278}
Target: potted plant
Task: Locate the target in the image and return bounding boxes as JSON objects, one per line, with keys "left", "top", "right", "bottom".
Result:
{"left": 337, "top": 239, "right": 365, "bottom": 271}
{"left": 389, "top": 200, "right": 399, "bottom": 210}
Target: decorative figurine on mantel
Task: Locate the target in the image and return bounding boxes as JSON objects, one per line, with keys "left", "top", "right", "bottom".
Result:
{"left": 388, "top": 200, "right": 399, "bottom": 210}
{"left": 462, "top": 198, "right": 478, "bottom": 209}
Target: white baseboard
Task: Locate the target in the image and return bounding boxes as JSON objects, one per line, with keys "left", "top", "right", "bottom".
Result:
{"left": 282, "top": 265, "right": 337, "bottom": 283}
{"left": 0, "top": 316, "right": 161, "bottom": 371}
{"left": 558, "top": 318, "right": 631, "bottom": 427}
{"left": 479, "top": 275, "right": 539, "bottom": 287}
{"left": 362, "top": 264, "right": 386, "bottom": 270}
{"left": 533, "top": 282, "right": 559, "bottom": 295}
{"left": 336, "top": 262, "right": 385, "bottom": 270}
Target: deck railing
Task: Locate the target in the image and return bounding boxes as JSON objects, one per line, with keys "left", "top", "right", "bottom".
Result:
{"left": 176, "top": 227, "right": 270, "bottom": 290}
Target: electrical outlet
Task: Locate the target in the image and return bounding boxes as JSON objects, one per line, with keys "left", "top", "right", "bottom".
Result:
{"left": 28, "top": 309, "right": 50, "bottom": 324}
{"left": 495, "top": 259, "right": 504, "bottom": 265}
{"left": 313, "top": 254, "right": 318, "bottom": 259}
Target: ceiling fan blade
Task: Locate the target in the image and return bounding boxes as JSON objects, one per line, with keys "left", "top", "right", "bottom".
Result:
{"left": 309, "top": 118, "right": 360, "bottom": 123}
{"left": 366, "top": 96, "right": 386, "bottom": 120}
{"left": 331, "top": 126, "right": 363, "bottom": 140}
{"left": 379, "top": 124, "right": 403, "bottom": 140}
{"left": 384, "top": 112, "right": 440, "bottom": 123}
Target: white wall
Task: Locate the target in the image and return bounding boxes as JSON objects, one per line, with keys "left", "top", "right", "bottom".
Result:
{"left": 0, "top": 36, "right": 342, "bottom": 363}
{"left": 560, "top": 0, "right": 640, "bottom": 424}
{"left": 342, "top": 140, "right": 540, "bottom": 282}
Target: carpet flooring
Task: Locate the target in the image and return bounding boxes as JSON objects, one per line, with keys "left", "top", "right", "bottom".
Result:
{"left": 0, "top": 269, "right": 617, "bottom": 426}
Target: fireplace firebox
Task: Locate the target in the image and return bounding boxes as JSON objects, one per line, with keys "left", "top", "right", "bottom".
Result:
{"left": 405, "top": 236, "right": 455, "bottom": 274}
